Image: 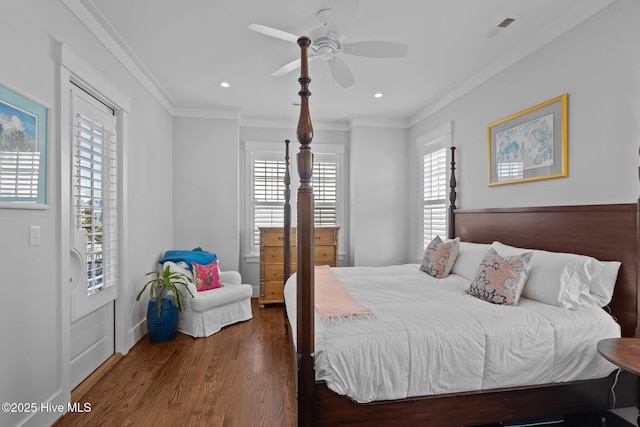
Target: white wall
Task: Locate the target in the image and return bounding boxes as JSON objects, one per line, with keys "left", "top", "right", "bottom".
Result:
{"left": 0, "top": 1, "right": 174, "bottom": 426}
{"left": 172, "top": 117, "right": 240, "bottom": 272}
{"left": 409, "top": 0, "right": 640, "bottom": 221}
{"left": 350, "top": 125, "right": 410, "bottom": 266}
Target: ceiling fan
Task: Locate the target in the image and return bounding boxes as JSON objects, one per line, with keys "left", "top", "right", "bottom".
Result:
{"left": 248, "top": 0, "right": 408, "bottom": 88}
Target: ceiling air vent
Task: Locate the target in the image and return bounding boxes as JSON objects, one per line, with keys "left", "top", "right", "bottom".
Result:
{"left": 486, "top": 18, "right": 516, "bottom": 38}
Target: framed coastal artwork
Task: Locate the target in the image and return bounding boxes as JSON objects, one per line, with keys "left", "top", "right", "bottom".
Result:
{"left": 488, "top": 94, "right": 568, "bottom": 186}
{"left": 0, "top": 83, "right": 48, "bottom": 207}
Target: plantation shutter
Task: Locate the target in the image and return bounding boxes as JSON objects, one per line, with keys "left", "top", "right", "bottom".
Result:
{"left": 422, "top": 147, "right": 447, "bottom": 247}
{"left": 73, "top": 107, "right": 118, "bottom": 294}
{"left": 252, "top": 158, "right": 286, "bottom": 246}
{"left": 312, "top": 158, "right": 338, "bottom": 227}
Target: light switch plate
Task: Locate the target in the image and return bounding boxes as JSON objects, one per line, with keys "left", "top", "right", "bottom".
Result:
{"left": 29, "top": 225, "right": 41, "bottom": 246}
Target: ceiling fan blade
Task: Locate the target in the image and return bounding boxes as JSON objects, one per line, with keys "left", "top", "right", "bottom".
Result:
{"left": 344, "top": 41, "right": 408, "bottom": 58}
{"left": 324, "top": 0, "right": 360, "bottom": 35}
{"left": 328, "top": 57, "right": 355, "bottom": 88}
{"left": 272, "top": 55, "right": 316, "bottom": 77}
{"left": 248, "top": 23, "right": 299, "bottom": 43}
{"left": 272, "top": 58, "right": 301, "bottom": 76}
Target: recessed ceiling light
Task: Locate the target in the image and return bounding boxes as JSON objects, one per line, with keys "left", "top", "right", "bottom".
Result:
{"left": 220, "top": 81, "right": 230, "bottom": 88}
{"left": 374, "top": 92, "right": 383, "bottom": 98}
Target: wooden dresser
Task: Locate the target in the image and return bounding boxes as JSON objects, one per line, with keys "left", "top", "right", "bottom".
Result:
{"left": 259, "top": 226, "right": 339, "bottom": 307}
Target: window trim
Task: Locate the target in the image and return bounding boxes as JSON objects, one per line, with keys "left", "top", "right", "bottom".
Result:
{"left": 58, "top": 42, "right": 131, "bottom": 359}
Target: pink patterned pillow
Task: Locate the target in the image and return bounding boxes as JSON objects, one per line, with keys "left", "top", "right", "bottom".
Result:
{"left": 467, "top": 248, "right": 533, "bottom": 305}
{"left": 192, "top": 260, "right": 223, "bottom": 292}
{"left": 420, "top": 236, "right": 460, "bottom": 278}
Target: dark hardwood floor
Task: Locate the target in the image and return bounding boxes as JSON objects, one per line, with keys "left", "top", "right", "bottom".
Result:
{"left": 55, "top": 298, "right": 297, "bottom": 427}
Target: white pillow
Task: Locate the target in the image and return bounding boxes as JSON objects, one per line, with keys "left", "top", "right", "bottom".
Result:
{"left": 579, "top": 261, "right": 621, "bottom": 307}
{"left": 491, "top": 241, "right": 603, "bottom": 309}
{"left": 450, "top": 242, "right": 492, "bottom": 280}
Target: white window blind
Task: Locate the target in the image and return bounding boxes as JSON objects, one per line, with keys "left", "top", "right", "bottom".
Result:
{"left": 422, "top": 147, "right": 447, "bottom": 248}
{"left": 252, "top": 158, "right": 286, "bottom": 246}
{"left": 312, "top": 159, "right": 338, "bottom": 227}
{"left": 73, "top": 111, "right": 118, "bottom": 295}
{"left": 0, "top": 151, "right": 40, "bottom": 200}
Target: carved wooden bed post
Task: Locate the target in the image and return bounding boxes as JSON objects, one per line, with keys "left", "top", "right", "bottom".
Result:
{"left": 448, "top": 146, "right": 457, "bottom": 240}
{"left": 283, "top": 139, "right": 292, "bottom": 331}
{"left": 284, "top": 139, "right": 291, "bottom": 283}
{"left": 295, "top": 35, "right": 315, "bottom": 427}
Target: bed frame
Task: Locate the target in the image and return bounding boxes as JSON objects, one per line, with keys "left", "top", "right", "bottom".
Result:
{"left": 287, "top": 36, "right": 639, "bottom": 427}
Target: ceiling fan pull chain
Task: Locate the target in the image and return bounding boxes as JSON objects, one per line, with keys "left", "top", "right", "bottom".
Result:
{"left": 331, "top": 57, "right": 335, "bottom": 84}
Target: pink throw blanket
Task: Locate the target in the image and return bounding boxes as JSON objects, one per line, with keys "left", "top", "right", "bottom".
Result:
{"left": 314, "top": 265, "right": 373, "bottom": 320}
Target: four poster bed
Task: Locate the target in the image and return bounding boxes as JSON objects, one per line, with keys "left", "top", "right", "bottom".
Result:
{"left": 285, "top": 36, "right": 640, "bottom": 426}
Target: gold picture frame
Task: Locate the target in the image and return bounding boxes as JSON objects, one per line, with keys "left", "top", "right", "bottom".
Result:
{"left": 488, "top": 94, "right": 568, "bottom": 186}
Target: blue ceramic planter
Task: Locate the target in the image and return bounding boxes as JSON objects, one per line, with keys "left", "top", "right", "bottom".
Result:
{"left": 147, "top": 297, "right": 179, "bottom": 342}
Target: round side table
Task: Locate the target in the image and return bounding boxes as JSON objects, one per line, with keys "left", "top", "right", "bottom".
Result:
{"left": 597, "top": 338, "right": 640, "bottom": 425}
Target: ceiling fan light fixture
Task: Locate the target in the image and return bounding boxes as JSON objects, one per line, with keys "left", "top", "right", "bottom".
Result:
{"left": 318, "top": 46, "right": 334, "bottom": 60}
{"left": 374, "top": 92, "right": 383, "bottom": 98}
{"left": 220, "top": 81, "right": 230, "bottom": 88}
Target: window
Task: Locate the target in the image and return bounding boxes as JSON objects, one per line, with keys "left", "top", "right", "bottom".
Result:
{"left": 312, "top": 155, "right": 339, "bottom": 226}
{"left": 245, "top": 142, "right": 344, "bottom": 255}
{"left": 421, "top": 147, "right": 447, "bottom": 248}
{"left": 251, "top": 155, "right": 286, "bottom": 248}
{"left": 417, "top": 122, "right": 452, "bottom": 252}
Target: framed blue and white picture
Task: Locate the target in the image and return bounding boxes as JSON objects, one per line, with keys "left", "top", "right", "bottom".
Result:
{"left": 0, "top": 83, "right": 48, "bottom": 207}
{"left": 488, "top": 94, "right": 568, "bottom": 186}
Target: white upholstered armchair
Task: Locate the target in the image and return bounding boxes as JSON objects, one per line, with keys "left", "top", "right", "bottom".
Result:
{"left": 163, "top": 260, "right": 253, "bottom": 338}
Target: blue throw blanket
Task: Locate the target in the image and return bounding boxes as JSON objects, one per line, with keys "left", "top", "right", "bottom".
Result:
{"left": 158, "top": 248, "right": 217, "bottom": 269}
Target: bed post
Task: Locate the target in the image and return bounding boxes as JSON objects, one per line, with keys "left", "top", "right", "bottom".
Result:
{"left": 448, "top": 146, "right": 457, "bottom": 240}
{"left": 283, "top": 139, "right": 291, "bottom": 331}
{"left": 284, "top": 139, "right": 291, "bottom": 283}
{"left": 296, "top": 35, "right": 315, "bottom": 427}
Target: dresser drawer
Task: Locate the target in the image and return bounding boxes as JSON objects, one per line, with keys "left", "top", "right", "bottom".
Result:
{"left": 261, "top": 229, "right": 296, "bottom": 247}
{"left": 262, "top": 282, "right": 284, "bottom": 303}
{"left": 315, "top": 246, "right": 336, "bottom": 264}
{"left": 262, "top": 246, "right": 296, "bottom": 264}
{"left": 264, "top": 263, "right": 296, "bottom": 282}
{"left": 264, "top": 246, "right": 333, "bottom": 267}
{"left": 314, "top": 229, "right": 337, "bottom": 245}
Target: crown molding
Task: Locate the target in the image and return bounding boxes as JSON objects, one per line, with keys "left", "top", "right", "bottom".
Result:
{"left": 348, "top": 116, "right": 409, "bottom": 129}
{"left": 60, "top": 0, "right": 175, "bottom": 114}
{"left": 240, "top": 116, "right": 350, "bottom": 132}
{"left": 173, "top": 107, "right": 240, "bottom": 120}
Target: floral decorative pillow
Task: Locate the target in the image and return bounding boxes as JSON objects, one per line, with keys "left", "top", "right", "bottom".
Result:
{"left": 192, "top": 260, "right": 223, "bottom": 292}
{"left": 467, "top": 248, "right": 533, "bottom": 305}
{"left": 420, "top": 236, "right": 460, "bottom": 278}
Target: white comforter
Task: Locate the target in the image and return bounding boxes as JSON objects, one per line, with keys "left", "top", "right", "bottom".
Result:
{"left": 284, "top": 264, "right": 620, "bottom": 403}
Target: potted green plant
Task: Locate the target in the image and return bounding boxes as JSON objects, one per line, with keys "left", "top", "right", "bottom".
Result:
{"left": 136, "top": 265, "right": 194, "bottom": 342}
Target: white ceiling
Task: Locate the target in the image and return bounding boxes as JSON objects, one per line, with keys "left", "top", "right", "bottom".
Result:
{"left": 77, "top": 0, "right": 611, "bottom": 125}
